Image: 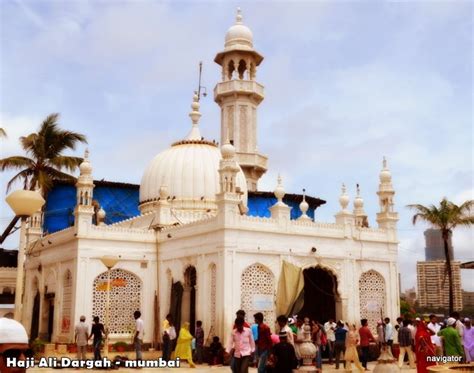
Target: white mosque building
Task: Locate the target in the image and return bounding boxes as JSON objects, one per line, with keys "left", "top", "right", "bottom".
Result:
{"left": 19, "top": 9, "right": 399, "bottom": 345}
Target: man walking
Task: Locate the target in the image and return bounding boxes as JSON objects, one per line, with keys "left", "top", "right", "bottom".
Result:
{"left": 254, "top": 312, "right": 273, "bottom": 373}
{"left": 89, "top": 316, "right": 105, "bottom": 360}
{"left": 194, "top": 320, "right": 204, "bottom": 364}
{"left": 133, "top": 310, "right": 144, "bottom": 360}
{"left": 437, "top": 317, "right": 464, "bottom": 359}
{"left": 359, "top": 319, "right": 375, "bottom": 370}
{"left": 324, "top": 318, "right": 337, "bottom": 364}
{"left": 75, "top": 316, "right": 89, "bottom": 360}
{"left": 226, "top": 317, "right": 255, "bottom": 373}
{"left": 427, "top": 314, "right": 442, "bottom": 356}
{"left": 398, "top": 320, "right": 415, "bottom": 369}
{"left": 334, "top": 321, "right": 347, "bottom": 369}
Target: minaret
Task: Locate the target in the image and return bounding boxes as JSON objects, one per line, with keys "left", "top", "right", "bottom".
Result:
{"left": 376, "top": 157, "right": 399, "bottom": 231}
{"left": 214, "top": 8, "right": 268, "bottom": 191}
{"left": 27, "top": 184, "right": 43, "bottom": 242}
{"left": 74, "top": 149, "right": 95, "bottom": 232}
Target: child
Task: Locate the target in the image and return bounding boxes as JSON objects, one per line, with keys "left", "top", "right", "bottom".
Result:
{"left": 209, "top": 336, "right": 224, "bottom": 365}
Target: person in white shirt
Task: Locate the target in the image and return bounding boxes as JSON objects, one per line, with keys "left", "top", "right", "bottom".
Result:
{"left": 451, "top": 312, "right": 465, "bottom": 338}
{"left": 75, "top": 315, "right": 89, "bottom": 360}
{"left": 162, "top": 314, "right": 177, "bottom": 361}
{"left": 384, "top": 318, "right": 394, "bottom": 348}
{"left": 277, "top": 315, "right": 295, "bottom": 346}
{"left": 324, "top": 318, "right": 337, "bottom": 364}
{"left": 134, "top": 310, "right": 144, "bottom": 360}
{"left": 427, "top": 314, "right": 442, "bottom": 356}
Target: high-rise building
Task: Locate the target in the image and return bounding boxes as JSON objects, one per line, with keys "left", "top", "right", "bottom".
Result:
{"left": 424, "top": 229, "right": 453, "bottom": 261}
{"left": 416, "top": 261, "right": 463, "bottom": 310}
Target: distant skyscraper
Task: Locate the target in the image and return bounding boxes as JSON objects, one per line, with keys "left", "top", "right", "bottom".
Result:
{"left": 424, "top": 229, "right": 453, "bottom": 261}
{"left": 417, "top": 261, "right": 463, "bottom": 310}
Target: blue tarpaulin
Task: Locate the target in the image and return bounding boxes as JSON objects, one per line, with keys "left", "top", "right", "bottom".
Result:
{"left": 43, "top": 182, "right": 322, "bottom": 234}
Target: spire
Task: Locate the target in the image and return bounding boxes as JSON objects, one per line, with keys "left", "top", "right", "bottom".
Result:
{"left": 186, "top": 91, "right": 202, "bottom": 140}
{"left": 298, "top": 188, "right": 311, "bottom": 221}
{"left": 354, "top": 184, "right": 368, "bottom": 227}
{"left": 236, "top": 7, "right": 243, "bottom": 24}
{"left": 270, "top": 174, "right": 291, "bottom": 220}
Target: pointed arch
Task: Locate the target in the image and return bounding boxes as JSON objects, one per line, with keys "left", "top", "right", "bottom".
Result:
{"left": 241, "top": 263, "right": 275, "bottom": 328}
{"left": 359, "top": 270, "right": 386, "bottom": 334}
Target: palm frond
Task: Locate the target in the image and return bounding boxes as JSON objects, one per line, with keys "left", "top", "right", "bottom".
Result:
{"left": 0, "top": 156, "right": 35, "bottom": 171}
{"left": 48, "top": 156, "right": 83, "bottom": 172}
{"left": 6, "top": 169, "right": 34, "bottom": 192}
{"left": 0, "top": 128, "right": 6, "bottom": 138}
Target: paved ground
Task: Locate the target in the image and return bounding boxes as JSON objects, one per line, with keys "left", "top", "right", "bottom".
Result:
{"left": 27, "top": 360, "right": 417, "bottom": 372}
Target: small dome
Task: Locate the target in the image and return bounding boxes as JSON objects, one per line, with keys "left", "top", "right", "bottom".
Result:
{"left": 221, "top": 142, "right": 236, "bottom": 159}
{"left": 224, "top": 8, "right": 253, "bottom": 49}
{"left": 79, "top": 149, "right": 92, "bottom": 174}
{"left": 97, "top": 207, "right": 106, "bottom": 220}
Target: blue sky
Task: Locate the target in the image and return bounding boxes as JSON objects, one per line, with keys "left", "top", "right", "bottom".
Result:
{"left": 1, "top": 0, "right": 472, "bottom": 292}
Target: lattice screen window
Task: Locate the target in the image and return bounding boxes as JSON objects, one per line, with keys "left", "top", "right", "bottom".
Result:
{"left": 92, "top": 269, "right": 142, "bottom": 334}
{"left": 210, "top": 264, "right": 217, "bottom": 337}
{"left": 359, "top": 270, "right": 386, "bottom": 335}
{"left": 61, "top": 271, "right": 72, "bottom": 334}
{"left": 241, "top": 264, "right": 275, "bottom": 330}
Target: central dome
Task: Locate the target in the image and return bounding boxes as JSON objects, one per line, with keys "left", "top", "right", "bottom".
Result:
{"left": 139, "top": 94, "right": 248, "bottom": 214}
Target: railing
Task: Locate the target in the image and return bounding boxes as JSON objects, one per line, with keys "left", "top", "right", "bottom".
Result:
{"left": 214, "top": 80, "right": 264, "bottom": 97}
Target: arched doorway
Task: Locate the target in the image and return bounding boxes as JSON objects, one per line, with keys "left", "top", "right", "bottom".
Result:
{"left": 299, "top": 266, "right": 340, "bottom": 323}
{"left": 182, "top": 266, "right": 197, "bottom": 335}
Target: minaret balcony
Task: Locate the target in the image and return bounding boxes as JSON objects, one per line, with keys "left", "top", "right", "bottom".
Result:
{"left": 236, "top": 152, "right": 268, "bottom": 171}
{"left": 214, "top": 80, "right": 264, "bottom": 103}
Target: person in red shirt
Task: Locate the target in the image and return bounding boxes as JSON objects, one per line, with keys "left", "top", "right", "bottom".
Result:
{"left": 359, "top": 319, "right": 375, "bottom": 370}
{"left": 253, "top": 312, "right": 273, "bottom": 373}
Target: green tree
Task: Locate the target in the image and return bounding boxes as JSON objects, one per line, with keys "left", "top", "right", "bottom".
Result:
{"left": 407, "top": 198, "right": 474, "bottom": 314}
{"left": 0, "top": 113, "right": 87, "bottom": 193}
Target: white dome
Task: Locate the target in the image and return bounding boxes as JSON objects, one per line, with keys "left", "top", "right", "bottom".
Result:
{"left": 139, "top": 141, "right": 247, "bottom": 213}
{"left": 224, "top": 8, "right": 253, "bottom": 50}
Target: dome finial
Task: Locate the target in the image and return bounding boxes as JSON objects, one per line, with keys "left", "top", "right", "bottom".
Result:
{"left": 84, "top": 148, "right": 89, "bottom": 159}
{"left": 186, "top": 91, "right": 202, "bottom": 140}
{"left": 236, "top": 7, "right": 243, "bottom": 24}
{"left": 383, "top": 156, "right": 387, "bottom": 169}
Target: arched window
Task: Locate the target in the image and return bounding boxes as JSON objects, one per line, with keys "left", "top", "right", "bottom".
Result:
{"left": 238, "top": 60, "right": 246, "bottom": 80}
{"left": 241, "top": 264, "right": 275, "bottom": 328}
{"left": 228, "top": 60, "right": 235, "bottom": 80}
{"left": 92, "top": 269, "right": 142, "bottom": 334}
{"left": 359, "top": 270, "right": 386, "bottom": 335}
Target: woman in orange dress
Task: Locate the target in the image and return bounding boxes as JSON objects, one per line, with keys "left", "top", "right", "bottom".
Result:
{"left": 415, "top": 321, "right": 436, "bottom": 373}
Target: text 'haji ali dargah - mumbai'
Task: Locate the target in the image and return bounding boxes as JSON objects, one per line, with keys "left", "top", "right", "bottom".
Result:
{"left": 2, "top": 8, "right": 470, "bottom": 371}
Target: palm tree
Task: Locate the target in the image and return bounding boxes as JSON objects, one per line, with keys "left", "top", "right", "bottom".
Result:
{"left": 0, "top": 128, "right": 6, "bottom": 138}
{"left": 0, "top": 113, "right": 87, "bottom": 193}
{"left": 408, "top": 198, "right": 473, "bottom": 314}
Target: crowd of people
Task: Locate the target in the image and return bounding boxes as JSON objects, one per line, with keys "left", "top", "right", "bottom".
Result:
{"left": 1, "top": 309, "right": 473, "bottom": 373}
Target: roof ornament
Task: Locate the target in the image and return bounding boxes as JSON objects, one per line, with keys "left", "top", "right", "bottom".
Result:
{"left": 186, "top": 91, "right": 202, "bottom": 140}
{"left": 339, "top": 183, "right": 349, "bottom": 211}
{"left": 274, "top": 174, "right": 286, "bottom": 204}
{"left": 298, "top": 188, "right": 311, "bottom": 220}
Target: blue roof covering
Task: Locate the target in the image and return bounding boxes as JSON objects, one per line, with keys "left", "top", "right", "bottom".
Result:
{"left": 44, "top": 181, "right": 324, "bottom": 234}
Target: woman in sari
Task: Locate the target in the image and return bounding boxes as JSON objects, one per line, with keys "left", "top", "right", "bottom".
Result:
{"left": 173, "top": 322, "right": 196, "bottom": 368}
{"left": 415, "top": 321, "right": 436, "bottom": 373}
{"left": 345, "top": 324, "right": 364, "bottom": 373}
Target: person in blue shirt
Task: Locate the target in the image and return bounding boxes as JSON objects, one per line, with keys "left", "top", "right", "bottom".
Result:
{"left": 334, "top": 321, "right": 348, "bottom": 369}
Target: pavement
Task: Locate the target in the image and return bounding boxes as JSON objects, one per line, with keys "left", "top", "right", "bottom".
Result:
{"left": 26, "top": 360, "right": 417, "bottom": 373}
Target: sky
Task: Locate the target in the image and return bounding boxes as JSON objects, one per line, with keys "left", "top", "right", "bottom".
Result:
{"left": 0, "top": 0, "right": 473, "bottom": 293}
